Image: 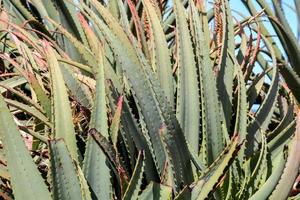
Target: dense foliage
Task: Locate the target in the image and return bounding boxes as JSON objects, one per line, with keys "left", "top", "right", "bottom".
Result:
{"left": 0, "top": 0, "right": 299, "bottom": 199}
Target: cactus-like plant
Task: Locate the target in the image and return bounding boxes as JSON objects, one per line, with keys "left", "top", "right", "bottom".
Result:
{"left": 0, "top": 0, "right": 299, "bottom": 199}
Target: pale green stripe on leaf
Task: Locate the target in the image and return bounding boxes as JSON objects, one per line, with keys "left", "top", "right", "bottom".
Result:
{"left": 110, "top": 96, "right": 123, "bottom": 147}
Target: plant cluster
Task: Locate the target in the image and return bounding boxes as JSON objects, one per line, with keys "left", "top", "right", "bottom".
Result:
{"left": 0, "top": 0, "right": 299, "bottom": 199}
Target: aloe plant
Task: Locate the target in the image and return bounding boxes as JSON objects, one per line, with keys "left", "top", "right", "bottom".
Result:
{"left": 0, "top": 0, "right": 299, "bottom": 199}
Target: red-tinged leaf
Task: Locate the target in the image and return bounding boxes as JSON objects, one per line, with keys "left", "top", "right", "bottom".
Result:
{"left": 127, "top": 0, "right": 143, "bottom": 48}
{"left": 0, "top": 11, "right": 9, "bottom": 30}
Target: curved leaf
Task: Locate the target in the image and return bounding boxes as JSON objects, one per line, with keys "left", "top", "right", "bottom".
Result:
{"left": 45, "top": 42, "right": 78, "bottom": 161}
{"left": 143, "top": 0, "right": 174, "bottom": 103}
{"left": 173, "top": 0, "right": 200, "bottom": 153}
{"left": 269, "top": 110, "right": 300, "bottom": 199}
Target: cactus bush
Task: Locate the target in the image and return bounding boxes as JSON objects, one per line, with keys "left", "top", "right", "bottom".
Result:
{"left": 0, "top": 0, "right": 300, "bottom": 199}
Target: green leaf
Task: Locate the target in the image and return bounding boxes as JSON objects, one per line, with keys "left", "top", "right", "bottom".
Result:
{"left": 58, "top": 58, "right": 93, "bottom": 74}
{"left": 269, "top": 111, "right": 300, "bottom": 199}
{"left": 47, "top": 17, "right": 96, "bottom": 67}
{"left": 247, "top": 69, "right": 265, "bottom": 109}
{"left": 21, "top": 44, "right": 52, "bottom": 118}
{"left": 49, "top": 139, "right": 91, "bottom": 200}
{"left": 89, "top": 128, "right": 130, "bottom": 193}
{"left": 143, "top": 0, "right": 174, "bottom": 103}
{"left": 257, "top": 0, "right": 300, "bottom": 78}
{"left": 18, "top": 126, "right": 48, "bottom": 143}
{"left": 241, "top": 133, "right": 268, "bottom": 198}
{"left": 4, "top": 98, "right": 52, "bottom": 128}
{"left": 279, "top": 63, "right": 300, "bottom": 104}
{"left": 0, "top": 76, "right": 27, "bottom": 94}
{"left": 138, "top": 182, "right": 172, "bottom": 200}
{"left": 116, "top": 0, "right": 130, "bottom": 35}
{"left": 45, "top": 42, "right": 78, "bottom": 161}
{"left": 123, "top": 151, "right": 145, "bottom": 200}
{"left": 189, "top": 0, "right": 223, "bottom": 164}
{"left": 271, "top": 103, "right": 294, "bottom": 139}
{"left": 249, "top": 147, "right": 288, "bottom": 200}
{"left": 245, "top": 35, "right": 279, "bottom": 157}
{"left": 110, "top": 96, "right": 123, "bottom": 148}
{"left": 83, "top": 137, "right": 112, "bottom": 200}
{"left": 108, "top": 0, "right": 119, "bottom": 19}
{"left": 82, "top": 44, "right": 112, "bottom": 200}
{"left": 110, "top": 86, "right": 159, "bottom": 182}
{"left": 234, "top": 67, "right": 248, "bottom": 160}
{"left": 244, "top": 0, "right": 300, "bottom": 105}
{"left": 173, "top": 0, "right": 200, "bottom": 153}
{"left": 60, "top": 64, "right": 93, "bottom": 108}
{"left": 268, "top": 120, "right": 295, "bottom": 157}
{"left": 3, "top": 0, "right": 51, "bottom": 36}
{"left": 80, "top": 3, "right": 169, "bottom": 175}
{"left": 216, "top": 0, "right": 235, "bottom": 130}
{"left": 191, "top": 135, "right": 241, "bottom": 200}
{"left": 30, "top": 0, "right": 58, "bottom": 30}
{"left": 51, "top": 0, "right": 88, "bottom": 45}
{"left": 80, "top": 1, "right": 194, "bottom": 188}
{"left": 0, "top": 94, "right": 51, "bottom": 200}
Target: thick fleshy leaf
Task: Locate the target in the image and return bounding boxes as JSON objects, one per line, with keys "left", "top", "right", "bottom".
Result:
{"left": 0, "top": 77, "right": 27, "bottom": 94}
{"left": 80, "top": 1, "right": 194, "bottom": 188}
{"left": 82, "top": 43, "right": 112, "bottom": 200}
{"left": 191, "top": 135, "right": 241, "bottom": 199}
{"left": 49, "top": 139, "right": 91, "bottom": 200}
{"left": 216, "top": 0, "right": 235, "bottom": 130}
{"left": 269, "top": 110, "right": 300, "bottom": 199}
{"left": 173, "top": 0, "right": 200, "bottom": 153}
{"left": 45, "top": 42, "right": 78, "bottom": 161}
{"left": 4, "top": 98, "right": 52, "bottom": 128}
{"left": 0, "top": 94, "right": 51, "bottom": 200}
{"left": 189, "top": 0, "right": 223, "bottom": 164}
{"left": 245, "top": 35, "right": 279, "bottom": 157}
{"left": 143, "top": 0, "right": 174, "bottom": 103}
{"left": 138, "top": 182, "right": 172, "bottom": 200}
{"left": 249, "top": 147, "right": 288, "bottom": 200}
